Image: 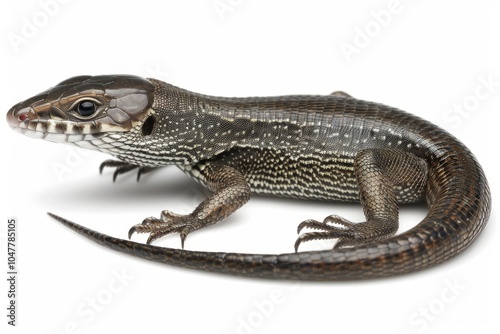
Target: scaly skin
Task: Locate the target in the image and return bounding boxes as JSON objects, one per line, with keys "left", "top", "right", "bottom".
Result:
{"left": 7, "top": 75, "right": 491, "bottom": 280}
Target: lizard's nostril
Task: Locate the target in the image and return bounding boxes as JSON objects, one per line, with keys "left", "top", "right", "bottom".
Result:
{"left": 18, "top": 113, "right": 28, "bottom": 122}
{"left": 7, "top": 104, "right": 26, "bottom": 127}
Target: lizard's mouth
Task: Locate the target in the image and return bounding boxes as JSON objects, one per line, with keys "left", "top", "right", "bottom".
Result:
{"left": 6, "top": 98, "right": 131, "bottom": 145}
{"left": 7, "top": 103, "right": 118, "bottom": 144}
{"left": 6, "top": 103, "right": 29, "bottom": 128}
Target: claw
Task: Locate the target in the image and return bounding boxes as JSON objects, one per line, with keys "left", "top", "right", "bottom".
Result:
{"left": 127, "top": 213, "right": 201, "bottom": 248}
{"left": 297, "top": 219, "right": 333, "bottom": 234}
{"left": 295, "top": 215, "right": 363, "bottom": 251}
{"left": 128, "top": 226, "right": 137, "bottom": 239}
{"left": 294, "top": 214, "right": 397, "bottom": 251}
{"left": 137, "top": 169, "right": 144, "bottom": 182}
{"left": 99, "top": 159, "right": 157, "bottom": 182}
{"left": 323, "top": 214, "right": 354, "bottom": 229}
{"left": 297, "top": 219, "right": 313, "bottom": 234}
{"left": 113, "top": 170, "right": 120, "bottom": 183}
{"left": 99, "top": 159, "right": 128, "bottom": 175}
{"left": 137, "top": 166, "right": 156, "bottom": 182}
{"left": 99, "top": 162, "right": 107, "bottom": 174}
{"left": 113, "top": 165, "right": 138, "bottom": 182}
{"left": 294, "top": 236, "right": 304, "bottom": 253}
{"left": 146, "top": 234, "right": 156, "bottom": 245}
{"left": 294, "top": 231, "right": 340, "bottom": 252}
{"left": 180, "top": 232, "right": 187, "bottom": 250}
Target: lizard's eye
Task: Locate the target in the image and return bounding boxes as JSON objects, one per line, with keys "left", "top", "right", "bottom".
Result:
{"left": 77, "top": 100, "right": 97, "bottom": 117}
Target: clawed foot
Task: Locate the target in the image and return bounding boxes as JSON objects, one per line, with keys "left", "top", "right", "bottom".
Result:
{"left": 294, "top": 215, "right": 395, "bottom": 252}
{"left": 100, "top": 159, "right": 156, "bottom": 182}
{"left": 128, "top": 210, "right": 203, "bottom": 248}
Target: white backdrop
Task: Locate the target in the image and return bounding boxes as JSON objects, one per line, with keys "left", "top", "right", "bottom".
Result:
{"left": 1, "top": 1, "right": 498, "bottom": 333}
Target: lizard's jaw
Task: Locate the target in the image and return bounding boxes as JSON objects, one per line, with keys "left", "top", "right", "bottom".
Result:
{"left": 7, "top": 103, "right": 121, "bottom": 143}
{"left": 7, "top": 113, "right": 129, "bottom": 157}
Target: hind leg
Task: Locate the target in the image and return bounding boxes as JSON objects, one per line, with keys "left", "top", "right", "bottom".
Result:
{"left": 295, "top": 148, "right": 428, "bottom": 250}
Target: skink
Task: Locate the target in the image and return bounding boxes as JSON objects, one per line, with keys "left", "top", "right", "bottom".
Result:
{"left": 6, "top": 75, "right": 491, "bottom": 280}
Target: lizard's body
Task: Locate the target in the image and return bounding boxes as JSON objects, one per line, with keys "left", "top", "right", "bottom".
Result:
{"left": 7, "top": 75, "right": 491, "bottom": 280}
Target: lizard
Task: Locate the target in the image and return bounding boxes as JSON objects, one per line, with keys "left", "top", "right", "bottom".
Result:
{"left": 6, "top": 75, "right": 491, "bottom": 280}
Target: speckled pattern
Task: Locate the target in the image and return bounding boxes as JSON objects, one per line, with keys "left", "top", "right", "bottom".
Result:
{"left": 8, "top": 75, "right": 491, "bottom": 280}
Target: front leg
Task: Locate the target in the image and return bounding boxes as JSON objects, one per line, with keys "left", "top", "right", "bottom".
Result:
{"left": 129, "top": 162, "right": 251, "bottom": 247}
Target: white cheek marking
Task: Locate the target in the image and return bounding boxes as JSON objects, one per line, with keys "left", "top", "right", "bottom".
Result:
{"left": 46, "top": 120, "right": 58, "bottom": 133}
{"left": 36, "top": 122, "right": 46, "bottom": 132}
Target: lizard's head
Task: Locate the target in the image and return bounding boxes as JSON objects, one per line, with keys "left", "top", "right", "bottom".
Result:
{"left": 6, "top": 75, "right": 161, "bottom": 164}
